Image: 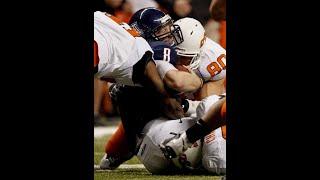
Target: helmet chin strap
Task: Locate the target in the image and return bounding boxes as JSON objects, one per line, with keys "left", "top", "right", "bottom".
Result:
{"left": 169, "top": 41, "right": 175, "bottom": 47}
{"left": 188, "top": 53, "right": 201, "bottom": 70}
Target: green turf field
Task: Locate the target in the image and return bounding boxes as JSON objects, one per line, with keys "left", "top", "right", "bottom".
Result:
{"left": 94, "top": 134, "right": 224, "bottom": 179}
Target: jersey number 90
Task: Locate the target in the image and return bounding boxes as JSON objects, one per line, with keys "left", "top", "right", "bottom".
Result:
{"left": 207, "top": 54, "right": 226, "bottom": 77}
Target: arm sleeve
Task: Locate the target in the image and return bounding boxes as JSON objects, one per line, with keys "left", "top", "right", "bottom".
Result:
{"left": 154, "top": 61, "right": 177, "bottom": 80}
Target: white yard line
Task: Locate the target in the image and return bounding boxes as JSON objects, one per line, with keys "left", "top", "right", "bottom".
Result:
{"left": 94, "top": 164, "right": 145, "bottom": 171}
{"left": 94, "top": 126, "right": 118, "bottom": 138}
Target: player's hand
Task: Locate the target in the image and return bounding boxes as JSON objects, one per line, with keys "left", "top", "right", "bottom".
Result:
{"left": 162, "top": 97, "right": 184, "bottom": 119}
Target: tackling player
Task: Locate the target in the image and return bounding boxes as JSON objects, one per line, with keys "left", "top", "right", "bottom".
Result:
{"left": 160, "top": 17, "right": 227, "bottom": 162}
{"left": 94, "top": 11, "right": 184, "bottom": 120}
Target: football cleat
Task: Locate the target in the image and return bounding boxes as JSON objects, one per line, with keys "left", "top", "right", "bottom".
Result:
{"left": 99, "top": 153, "right": 122, "bottom": 170}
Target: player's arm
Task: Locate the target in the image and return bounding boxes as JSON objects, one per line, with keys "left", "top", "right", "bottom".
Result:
{"left": 199, "top": 97, "right": 226, "bottom": 130}
{"left": 133, "top": 52, "right": 184, "bottom": 119}
{"left": 183, "top": 96, "right": 227, "bottom": 143}
{"left": 156, "top": 61, "right": 203, "bottom": 93}
{"left": 160, "top": 96, "right": 226, "bottom": 159}
{"left": 182, "top": 95, "right": 226, "bottom": 136}
{"left": 164, "top": 70, "right": 203, "bottom": 93}
{"left": 146, "top": 61, "right": 185, "bottom": 119}
{"left": 195, "top": 78, "right": 225, "bottom": 99}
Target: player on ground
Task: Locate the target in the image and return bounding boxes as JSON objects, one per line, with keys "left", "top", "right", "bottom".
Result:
{"left": 137, "top": 94, "right": 226, "bottom": 175}
{"left": 161, "top": 96, "right": 226, "bottom": 160}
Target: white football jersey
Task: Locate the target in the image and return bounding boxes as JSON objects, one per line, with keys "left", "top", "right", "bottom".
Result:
{"left": 197, "top": 95, "right": 226, "bottom": 174}
{"left": 94, "top": 11, "right": 153, "bottom": 86}
{"left": 196, "top": 94, "right": 225, "bottom": 118}
{"left": 154, "top": 60, "right": 177, "bottom": 80}
{"left": 194, "top": 37, "right": 226, "bottom": 82}
{"left": 136, "top": 94, "right": 226, "bottom": 174}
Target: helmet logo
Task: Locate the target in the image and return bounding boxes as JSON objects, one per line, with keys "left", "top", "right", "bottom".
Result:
{"left": 155, "top": 14, "right": 171, "bottom": 24}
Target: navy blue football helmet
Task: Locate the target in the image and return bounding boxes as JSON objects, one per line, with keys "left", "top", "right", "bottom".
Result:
{"left": 129, "top": 8, "right": 183, "bottom": 46}
{"left": 149, "top": 41, "right": 178, "bottom": 65}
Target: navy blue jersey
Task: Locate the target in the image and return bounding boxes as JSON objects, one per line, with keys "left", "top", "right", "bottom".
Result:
{"left": 149, "top": 41, "right": 177, "bottom": 66}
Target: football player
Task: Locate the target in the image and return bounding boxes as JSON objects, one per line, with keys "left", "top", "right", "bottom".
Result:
{"left": 100, "top": 41, "right": 203, "bottom": 170}
{"left": 136, "top": 94, "right": 226, "bottom": 175}
{"left": 95, "top": 10, "right": 198, "bottom": 169}
{"left": 160, "top": 17, "right": 227, "bottom": 161}
{"left": 173, "top": 17, "right": 226, "bottom": 98}
{"left": 94, "top": 11, "right": 184, "bottom": 119}
{"left": 100, "top": 10, "right": 227, "bottom": 170}
{"left": 128, "top": 7, "right": 183, "bottom": 46}
{"left": 99, "top": 8, "right": 204, "bottom": 170}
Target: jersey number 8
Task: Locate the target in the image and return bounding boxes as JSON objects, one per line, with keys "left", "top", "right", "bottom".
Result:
{"left": 163, "top": 48, "right": 171, "bottom": 62}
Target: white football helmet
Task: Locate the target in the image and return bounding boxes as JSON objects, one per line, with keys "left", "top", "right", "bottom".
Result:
{"left": 171, "top": 139, "right": 202, "bottom": 169}
{"left": 173, "top": 18, "right": 206, "bottom": 70}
